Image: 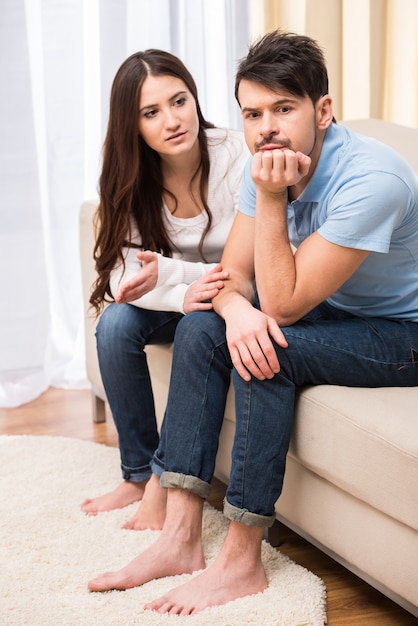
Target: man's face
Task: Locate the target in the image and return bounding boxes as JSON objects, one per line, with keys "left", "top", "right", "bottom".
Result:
{"left": 237, "top": 79, "right": 318, "bottom": 158}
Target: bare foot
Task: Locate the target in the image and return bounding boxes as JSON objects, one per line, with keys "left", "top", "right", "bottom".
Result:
{"left": 88, "top": 489, "right": 205, "bottom": 592}
{"left": 123, "top": 473, "right": 167, "bottom": 530}
{"left": 145, "top": 522, "right": 267, "bottom": 615}
{"left": 81, "top": 480, "right": 147, "bottom": 515}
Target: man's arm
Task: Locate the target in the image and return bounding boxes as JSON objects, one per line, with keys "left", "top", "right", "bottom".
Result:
{"left": 213, "top": 212, "right": 288, "bottom": 381}
{"left": 252, "top": 149, "right": 370, "bottom": 325}
{"left": 254, "top": 191, "right": 369, "bottom": 325}
{"left": 212, "top": 211, "right": 256, "bottom": 307}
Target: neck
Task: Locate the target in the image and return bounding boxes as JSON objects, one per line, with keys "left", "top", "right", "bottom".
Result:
{"left": 160, "top": 140, "right": 201, "bottom": 184}
{"left": 289, "top": 127, "right": 326, "bottom": 200}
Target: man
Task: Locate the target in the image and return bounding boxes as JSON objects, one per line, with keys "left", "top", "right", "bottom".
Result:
{"left": 88, "top": 30, "right": 418, "bottom": 615}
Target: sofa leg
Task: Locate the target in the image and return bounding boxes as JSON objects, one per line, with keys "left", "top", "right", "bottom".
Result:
{"left": 92, "top": 393, "right": 106, "bottom": 423}
{"left": 264, "top": 519, "right": 282, "bottom": 547}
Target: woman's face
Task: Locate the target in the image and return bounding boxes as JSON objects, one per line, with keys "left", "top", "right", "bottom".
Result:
{"left": 137, "top": 74, "right": 200, "bottom": 157}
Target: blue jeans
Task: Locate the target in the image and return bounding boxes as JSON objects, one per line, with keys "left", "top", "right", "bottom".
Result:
{"left": 159, "top": 302, "right": 418, "bottom": 527}
{"left": 96, "top": 302, "right": 182, "bottom": 482}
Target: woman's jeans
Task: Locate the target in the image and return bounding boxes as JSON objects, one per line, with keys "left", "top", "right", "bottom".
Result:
{"left": 96, "top": 302, "right": 182, "bottom": 482}
{"left": 158, "top": 303, "right": 418, "bottom": 527}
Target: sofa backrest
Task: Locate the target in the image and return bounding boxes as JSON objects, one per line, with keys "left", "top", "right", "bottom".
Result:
{"left": 341, "top": 119, "right": 418, "bottom": 173}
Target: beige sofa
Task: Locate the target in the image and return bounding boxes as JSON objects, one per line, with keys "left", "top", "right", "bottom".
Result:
{"left": 79, "top": 119, "right": 418, "bottom": 617}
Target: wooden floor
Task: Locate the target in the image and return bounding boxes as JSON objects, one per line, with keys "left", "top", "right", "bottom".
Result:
{"left": 0, "top": 387, "right": 416, "bottom": 625}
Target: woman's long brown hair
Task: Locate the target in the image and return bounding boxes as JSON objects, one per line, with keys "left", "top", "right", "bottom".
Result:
{"left": 90, "top": 49, "right": 215, "bottom": 315}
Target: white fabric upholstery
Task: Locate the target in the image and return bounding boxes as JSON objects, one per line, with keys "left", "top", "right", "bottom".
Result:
{"left": 79, "top": 120, "right": 418, "bottom": 617}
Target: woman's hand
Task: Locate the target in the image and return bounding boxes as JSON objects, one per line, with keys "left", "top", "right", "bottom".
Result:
{"left": 115, "top": 250, "right": 158, "bottom": 303}
{"left": 183, "top": 264, "right": 229, "bottom": 314}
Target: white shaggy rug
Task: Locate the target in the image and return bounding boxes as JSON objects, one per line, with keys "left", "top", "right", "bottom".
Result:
{"left": 0, "top": 435, "right": 327, "bottom": 626}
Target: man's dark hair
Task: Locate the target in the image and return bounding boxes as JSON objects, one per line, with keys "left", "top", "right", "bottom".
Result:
{"left": 235, "top": 29, "right": 330, "bottom": 107}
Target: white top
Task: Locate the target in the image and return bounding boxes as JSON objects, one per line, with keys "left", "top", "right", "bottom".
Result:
{"left": 109, "top": 127, "right": 249, "bottom": 312}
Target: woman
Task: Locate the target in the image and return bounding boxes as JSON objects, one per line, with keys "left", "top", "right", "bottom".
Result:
{"left": 81, "top": 49, "right": 249, "bottom": 529}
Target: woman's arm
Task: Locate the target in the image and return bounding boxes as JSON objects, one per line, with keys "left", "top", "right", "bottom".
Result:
{"left": 110, "top": 247, "right": 228, "bottom": 313}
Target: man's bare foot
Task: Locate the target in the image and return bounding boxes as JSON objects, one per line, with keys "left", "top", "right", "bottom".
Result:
{"left": 123, "top": 473, "right": 167, "bottom": 530}
{"left": 81, "top": 480, "right": 147, "bottom": 515}
{"left": 88, "top": 488, "right": 205, "bottom": 592}
{"left": 88, "top": 532, "right": 205, "bottom": 592}
{"left": 145, "top": 522, "right": 267, "bottom": 615}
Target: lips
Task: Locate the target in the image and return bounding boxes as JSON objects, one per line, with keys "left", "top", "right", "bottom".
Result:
{"left": 167, "top": 131, "right": 186, "bottom": 141}
{"left": 258, "top": 143, "right": 287, "bottom": 151}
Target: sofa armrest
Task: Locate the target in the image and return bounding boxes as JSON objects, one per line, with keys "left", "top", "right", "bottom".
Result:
{"left": 79, "top": 199, "right": 107, "bottom": 421}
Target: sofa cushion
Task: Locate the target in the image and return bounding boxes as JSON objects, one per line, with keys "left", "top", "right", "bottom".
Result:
{"left": 291, "top": 385, "right": 418, "bottom": 530}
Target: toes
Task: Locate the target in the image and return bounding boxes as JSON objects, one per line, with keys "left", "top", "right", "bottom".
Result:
{"left": 179, "top": 606, "right": 194, "bottom": 616}
{"left": 144, "top": 598, "right": 163, "bottom": 611}
{"left": 145, "top": 597, "right": 193, "bottom": 616}
{"left": 81, "top": 499, "right": 99, "bottom": 515}
{"left": 161, "top": 602, "right": 178, "bottom": 615}
{"left": 87, "top": 576, "right": 106, "bottom": 592}
{"left": 88, "top": 573, "right": 122, "bottom": 592}
{"left": 122, "top": 520, "right": 134, "bottom": 530}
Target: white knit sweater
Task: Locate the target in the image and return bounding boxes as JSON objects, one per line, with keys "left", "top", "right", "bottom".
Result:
{"left": 109, "top": 127, "right": 249, "bottom": 312}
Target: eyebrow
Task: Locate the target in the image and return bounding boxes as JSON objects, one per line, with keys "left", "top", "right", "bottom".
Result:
{"left": 241, "top": 97, "right": 297, "bottom": 114}
{"left": 139, "top": 90, "right": 188, "bottom": 114}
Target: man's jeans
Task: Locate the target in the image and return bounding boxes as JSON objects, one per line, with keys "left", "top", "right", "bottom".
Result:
{"left": 96, "top": 302, "right": 182, "bottom": 482}
{"left": 157, "top": 303, "right": 418, "bottom": 527}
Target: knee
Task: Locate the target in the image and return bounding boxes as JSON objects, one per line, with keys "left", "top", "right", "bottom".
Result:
{"left": 175, "top": 311, "right": 225, "bottom": 346}
{"left": 96, "top": 303, "right": 143, "bottom": 350}
{"left": 173, "top": 312, "right": 228, "bottom": 369}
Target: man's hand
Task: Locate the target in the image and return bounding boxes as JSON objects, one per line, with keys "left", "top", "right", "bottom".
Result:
{"left": 115, "top": 250, "right": 158, "bottom": 303}
{"left": 183, "top": 264, "right": 229, "bottom": 314}
{"left": 252, "top": 148, "right": 311, "bottom": 194}
{"left": 224, "top": 300, "right": 288, "bottom": 381}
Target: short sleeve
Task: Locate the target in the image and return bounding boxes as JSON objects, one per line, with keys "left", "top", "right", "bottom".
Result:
{"left": 237, "top": 157, "right": 256, "bottom": 217}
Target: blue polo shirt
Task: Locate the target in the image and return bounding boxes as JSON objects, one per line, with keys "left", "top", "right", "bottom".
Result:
{"left": 238, "top": 123, "right": 418, "bottom": 322}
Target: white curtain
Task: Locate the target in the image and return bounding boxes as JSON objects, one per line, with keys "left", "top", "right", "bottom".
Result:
{"left": 0, "top": 0, "right": 250, "bottom": 407}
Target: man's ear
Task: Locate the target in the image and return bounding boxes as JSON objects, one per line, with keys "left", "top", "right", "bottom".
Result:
{"left": 316, "top": 95, "right": 333, "bottom": 129}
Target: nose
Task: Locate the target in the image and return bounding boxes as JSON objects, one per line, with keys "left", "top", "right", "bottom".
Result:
{"left": 164, "top": 107, "right": 180, "bottom": 129}
{"left": 259, "top": 112, "right": 279, "bottom": 138}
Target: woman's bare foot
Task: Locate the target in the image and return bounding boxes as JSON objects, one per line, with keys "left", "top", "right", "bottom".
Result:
{"left": 81, "top": 480, "right": 147, "bottom": 515}
{"left": 145, "top": 522, "right": 267, "bottom": 615}
{"left": 123, "top": 473, "right": 167, "bottom": 530}
{"left": 88, "top": 488, "right": 205, "bottom": 592}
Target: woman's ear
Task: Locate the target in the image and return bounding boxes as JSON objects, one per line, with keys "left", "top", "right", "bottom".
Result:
{"left": 316, "top": 95, "right": 333, "bottom": 129}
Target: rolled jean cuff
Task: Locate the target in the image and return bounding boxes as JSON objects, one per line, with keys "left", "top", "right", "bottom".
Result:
{"left": 150, "top": 457, "right": 164, "bottom": 478}
{"left": 223, "top": 497, "right": 276, "bottom": 528}
{"left": 160, "top": 471, "right": 211, "bottom": 500}
{"left": 122, "top": 467, "right": 152, "bottom": 483}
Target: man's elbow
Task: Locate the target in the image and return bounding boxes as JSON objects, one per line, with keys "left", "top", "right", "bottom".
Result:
{"left": 258, "top": 299, "right": 302, "bottom": 327}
